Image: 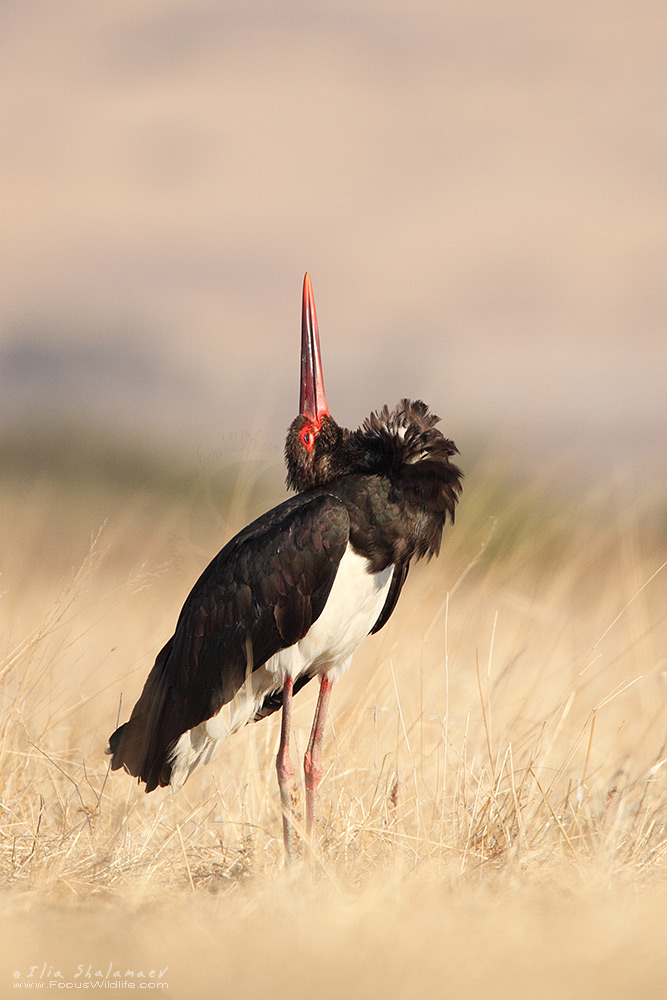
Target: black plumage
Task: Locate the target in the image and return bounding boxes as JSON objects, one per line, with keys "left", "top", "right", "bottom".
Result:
{"left": 108, "top": 493, "right": 349, "bottom": 790}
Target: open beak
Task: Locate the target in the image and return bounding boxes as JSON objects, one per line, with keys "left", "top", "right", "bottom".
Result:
{"left": 300, "top": 273, "right": 330, "bottom": 426}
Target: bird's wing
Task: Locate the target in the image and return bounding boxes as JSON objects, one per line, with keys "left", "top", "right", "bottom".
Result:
{"left": 108, "top": 492, "right": 349, "bottom": 790}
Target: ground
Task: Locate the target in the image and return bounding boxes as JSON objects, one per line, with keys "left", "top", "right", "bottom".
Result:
{"left": 0, "top": 444, "right": 665, "bottom": 998}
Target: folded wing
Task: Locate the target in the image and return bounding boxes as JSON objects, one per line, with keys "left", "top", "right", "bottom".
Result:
{"left": 107, "top": 492, "right": 350, "bottom": 791}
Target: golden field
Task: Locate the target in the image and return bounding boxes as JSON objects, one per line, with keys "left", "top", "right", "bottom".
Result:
{"left": 0, "top": 439, "right": 665, "bottom": 998}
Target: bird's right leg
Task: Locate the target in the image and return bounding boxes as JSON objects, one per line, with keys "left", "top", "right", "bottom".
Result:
{"left": 276, "top": 676, "right": 295, "bottom": 863}
{"left": 304, "top": 673, "right": 334, "bottom": 845}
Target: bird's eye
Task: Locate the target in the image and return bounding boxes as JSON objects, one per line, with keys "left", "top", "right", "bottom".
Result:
{"left": 299, "top": 426, "right": 315, "bottom": 452}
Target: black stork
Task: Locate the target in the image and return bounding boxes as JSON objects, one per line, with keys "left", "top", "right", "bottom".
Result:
{"left": 107, "top": 274, "right": 462, "bottom": 861}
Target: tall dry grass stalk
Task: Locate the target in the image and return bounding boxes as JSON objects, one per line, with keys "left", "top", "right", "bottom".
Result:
{"left": 0, "top": 456, "right": 665, "bottom": 996}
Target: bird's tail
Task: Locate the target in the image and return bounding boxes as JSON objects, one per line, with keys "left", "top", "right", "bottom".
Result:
{"left": 105, "top": 638, "right": 174, "bottom": 792}
{"left": 105, "top": 715, "right": 152, "bottom": 777}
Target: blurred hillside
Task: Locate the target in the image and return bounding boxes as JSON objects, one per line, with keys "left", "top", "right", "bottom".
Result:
{"left": 1, "top": 1, "right": 665, "bottom": 474}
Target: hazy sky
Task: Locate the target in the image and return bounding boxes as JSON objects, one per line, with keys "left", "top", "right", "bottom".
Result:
{"left": 1, "top": 1, "right": 665, "bottom": 470}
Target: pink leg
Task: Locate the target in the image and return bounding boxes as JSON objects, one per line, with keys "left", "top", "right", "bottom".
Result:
{"left": 276, "top": 677, "right": 295, "bottom": 862}
{"left": 304, "top": 674, "right": 334, "bottom": 843}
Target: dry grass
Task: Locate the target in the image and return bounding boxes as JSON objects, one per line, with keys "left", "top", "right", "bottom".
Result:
{"left": 0, "top": 449, "right": 666, "bottom": 997}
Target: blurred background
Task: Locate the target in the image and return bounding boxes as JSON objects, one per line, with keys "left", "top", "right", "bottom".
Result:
{"left": 0, "top": 0, "right": 665, "bottom": 475}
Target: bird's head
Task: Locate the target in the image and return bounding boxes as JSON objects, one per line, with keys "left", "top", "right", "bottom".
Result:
{"left": 285, "top": 274, "right": 346, "bottom": 492}
{"left": 284, "top": 275, "right": 463, "bottom": 532}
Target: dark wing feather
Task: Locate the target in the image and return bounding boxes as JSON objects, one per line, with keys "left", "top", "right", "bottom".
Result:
{"left": 369, "top": 561, "right": 409, "bottom": 635}
{"left": 108, "top": 492, "right": 349, "bottom": 791}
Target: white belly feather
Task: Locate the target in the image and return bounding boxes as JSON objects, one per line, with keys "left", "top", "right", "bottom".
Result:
{"left": 168, "top": 545, "right": 393, "bottom": 788}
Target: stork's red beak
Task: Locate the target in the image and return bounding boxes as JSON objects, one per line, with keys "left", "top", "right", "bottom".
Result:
{"left": 300, "top": 273, "right": 330, "bottom": 426}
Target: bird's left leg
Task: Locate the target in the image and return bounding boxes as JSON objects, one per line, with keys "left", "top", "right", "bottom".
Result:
{"left": 304, "top": 672, "right": 334, "bottom": 844}
{"left": 276, "top": 677, "right": 296, "bottom": 863}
